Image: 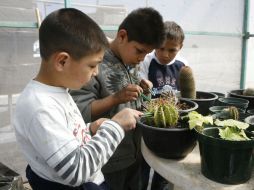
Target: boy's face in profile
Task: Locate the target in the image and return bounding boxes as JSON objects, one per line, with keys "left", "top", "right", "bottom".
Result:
{"left": 117, "top": 30, "right": 153, "bottom": 66}
{"left": 155, "top": 39, "right": 182, "bottom": 65}
{"left": 63, "top": 50, "right": 104, "bottom": 90}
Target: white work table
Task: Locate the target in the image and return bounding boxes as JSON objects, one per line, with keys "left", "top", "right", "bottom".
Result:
{"left": 141, "top": 139, "right": 254, "bottom": 190}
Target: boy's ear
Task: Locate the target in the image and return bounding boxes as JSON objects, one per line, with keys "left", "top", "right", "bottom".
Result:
{"left": 54, "top": 52, "right": 70, "bottom": 71}
{"left": 117, "top": 29, "right": 128, "bottom": 43}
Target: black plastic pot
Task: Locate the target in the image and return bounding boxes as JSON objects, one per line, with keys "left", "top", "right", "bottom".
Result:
{"left": 209, "top": 106, "right": 245, "bottom": 114}
{"left": 209, "top": 106, "right": 248, "bottom": 121}
{"left": 197, "top": 127, "right": 254, "bottom": 184}
{"left": 247, "top": 109, "right": 254, "bottom": 115}
{"left": 228, "top": 89, "right": 254, "bottom": 110}
{"left": 178, "top": 98, "right": 199, "bottom": 115}
{"left": 217, "top": 97, "right": 249, "bottom": 112}
{"left": 138, "top": 99, "right": 198, "bottom": 159}
{"left": 138, "top": 119, "right": 197, "bottom": 159}
{"left": 210, "top": 92, "right": 225, "bottom": 106}
{"left": 245, "top": 115, "right": 254, "bottom": 133}
{"left": 185, "top": 91, "right": 218, "bottom": 116}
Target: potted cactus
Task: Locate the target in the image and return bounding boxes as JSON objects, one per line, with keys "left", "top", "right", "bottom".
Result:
{"left": 138, "top": 94, "right": 198, "bottom": 159}
{"left": 209, "top": 105, "right": 249, "bottom": 121}
{"left": 187, "top": 111, "right": 254, "bottom": 184}
{"left": 228, "top": 87, "right": 254, "bottom": 110}
{"left": 179, "top": 66, "right": 218, "bottom": 115}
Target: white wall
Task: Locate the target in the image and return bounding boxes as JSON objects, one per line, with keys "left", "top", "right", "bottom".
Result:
{"left": 245, "top": 0, "right": 254, "bottom": 88}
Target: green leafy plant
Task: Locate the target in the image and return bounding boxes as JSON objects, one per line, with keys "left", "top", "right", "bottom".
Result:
{"left": 186, "top": 111, "right": 213, "bottom": 132}
{"left": 214, "top": 119, "right": 250, "bottom": 140}
{"left": 186, "top": 111, "right": 251, "bottom": 141}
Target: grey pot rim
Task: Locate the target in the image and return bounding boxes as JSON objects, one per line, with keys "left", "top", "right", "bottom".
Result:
{"left": 229, "top": 89, "right": 254, "bottom": 98}
{"left": 244, "top": 115, "right": 254, "bottom": 125}
{"left": 218, "top": 97, "right": 249, "bottom": 104}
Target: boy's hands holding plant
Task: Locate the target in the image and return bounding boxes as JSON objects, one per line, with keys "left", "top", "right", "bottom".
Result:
{"left": 113, "top": 84, "right": 143, "bottom": 103}
{"left": 90, "top": 108, "right": 142, "bottom": 135}
{"left": 139, "top": 79, "right": 153, "bottom": 95}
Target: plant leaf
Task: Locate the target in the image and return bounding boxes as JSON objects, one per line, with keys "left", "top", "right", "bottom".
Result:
{"left": 215, "top": 119, "right": 249, "bottom": 130}
{"left": 219, "top": 127, "right": 250, "bottom": 141}
{"left": 187, "top": 111, "right": 213, "bottom": 130}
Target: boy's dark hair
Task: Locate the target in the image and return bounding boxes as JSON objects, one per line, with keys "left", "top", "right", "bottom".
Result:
{"left": 119, "top": 7, "right": 165, "bottom": 48}
{"left": 39, "top": 8, "right": 108, "bottom": 60}
{"left": 164, "top": 21, "right": 185, "bottom": 44}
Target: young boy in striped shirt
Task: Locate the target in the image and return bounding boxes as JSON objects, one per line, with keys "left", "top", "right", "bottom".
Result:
{"left": 13, "top": 8, "right": 141, "bottom": 190}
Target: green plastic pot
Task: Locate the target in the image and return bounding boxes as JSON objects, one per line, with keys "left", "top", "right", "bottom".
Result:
{"left": 197, "top": 127, "right": 254, "bottom": 184}
{"left": 218, "top": 97, "right": 249, "bottom": 112}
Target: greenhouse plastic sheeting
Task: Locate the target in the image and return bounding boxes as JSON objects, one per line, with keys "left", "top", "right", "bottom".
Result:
{"left": 0, "top": 0, "right": 249, "bottom": 129}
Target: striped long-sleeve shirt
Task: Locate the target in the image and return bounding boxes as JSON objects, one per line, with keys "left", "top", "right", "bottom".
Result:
{"left": 13, "top": 80, "right": 125, "bottom": 186}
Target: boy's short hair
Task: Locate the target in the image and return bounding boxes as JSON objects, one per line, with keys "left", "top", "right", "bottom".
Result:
{"left": 119, "top": 7, "right": 165, "bottom": 48}
{"left": 39, "top": 8, "right": 109, "bottom": 60}
{"left": 164, "top": 21, "right": 185, "bottom": 44}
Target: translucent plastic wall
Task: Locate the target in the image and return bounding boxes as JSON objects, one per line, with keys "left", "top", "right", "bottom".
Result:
{"left": 246, "top": 1, "right": 254, "bottom": 88}
{"left": 0, "top": 0, "right": 251, "bottom": 128}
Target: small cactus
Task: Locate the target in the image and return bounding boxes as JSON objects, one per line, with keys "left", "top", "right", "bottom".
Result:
{"left": 179, "top": 66, "right": 196, "bottom": 99}
{"left": 243, "top": 88, "right": 254, "bottom": 96}
{"left": 218, "top": 106, "right": 239, "bottom": 120}
{"left": 144, "top": 98, "right": 179, "bottom": 128}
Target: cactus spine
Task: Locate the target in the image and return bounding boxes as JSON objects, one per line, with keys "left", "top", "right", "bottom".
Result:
{"left": 179, "top": 66, "right": 196, "bottom": 99}
{"left": 144, "top": 98, "right": 179, "bottom": 128}
{"left": 243, "top": 88, "right": 254, "bottom": 96}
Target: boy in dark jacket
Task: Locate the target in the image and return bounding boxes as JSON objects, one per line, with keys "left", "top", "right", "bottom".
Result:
{"left": 70, "top": 7, "right": 165, "bottom": 190}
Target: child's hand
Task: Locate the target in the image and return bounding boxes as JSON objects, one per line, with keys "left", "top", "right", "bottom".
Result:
{"left": 90, "top": 118, "right": 108, "bottom": 135}
{"left": 111, "top": 108, "right": 142, "bottom": 131}
{"left": 140, "top": 79, "right": 153, "bottom": 95}
{"left": 113, "top": 84, "right": 143, "bottom": 103}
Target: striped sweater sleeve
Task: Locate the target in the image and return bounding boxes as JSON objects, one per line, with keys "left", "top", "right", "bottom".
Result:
{"left": 46, "top": 120, "right": 124, "bottom": 186}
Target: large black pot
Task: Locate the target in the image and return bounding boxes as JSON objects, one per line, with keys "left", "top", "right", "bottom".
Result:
{"left": 138, "top": 99, "right": 198, "bottom": 159}
{"left": 228, "top": 89, "right": 254, "bottom": 110}
{"left": 138, "top": 119, "right": 197, "bottom": 159}
{"left": 197, "top": 127, "right": 254, "bottom": 184}
{"left": 184, "top": 91, "right": 218, "bottom": 116}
